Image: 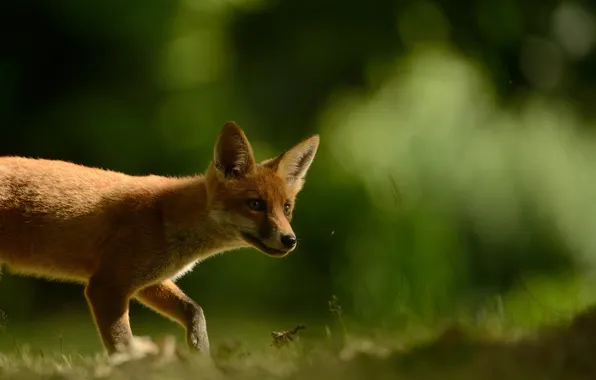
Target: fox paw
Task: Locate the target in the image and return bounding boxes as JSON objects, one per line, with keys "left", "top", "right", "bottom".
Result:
{"left": 187, "top": 328, "right": 210, "bottom": 355}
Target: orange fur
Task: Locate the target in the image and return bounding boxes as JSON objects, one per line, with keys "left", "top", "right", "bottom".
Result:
{"left": 0, "top": 122, "right": 319, "bottom": 355}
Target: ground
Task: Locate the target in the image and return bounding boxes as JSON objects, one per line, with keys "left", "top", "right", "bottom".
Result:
{"left": 1, "top": 305, "right": 596, "bottom": 380}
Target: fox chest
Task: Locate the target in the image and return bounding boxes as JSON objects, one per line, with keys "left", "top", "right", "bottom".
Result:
{"left": 171, "top": 260, "right": 199, "bottom": 281}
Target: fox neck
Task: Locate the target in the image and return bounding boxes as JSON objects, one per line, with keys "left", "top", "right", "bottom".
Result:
{"left": 159, "top": 176, "right": 248, "bottom": 262}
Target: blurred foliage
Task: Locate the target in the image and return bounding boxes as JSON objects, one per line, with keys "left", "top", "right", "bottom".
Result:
{"left": 1, "top": 0, "right": 596, "bottom": 352}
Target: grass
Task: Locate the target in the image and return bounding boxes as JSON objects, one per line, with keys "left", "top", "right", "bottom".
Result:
{"left": 2, "top": 296, "right": 596, "bottom": 379}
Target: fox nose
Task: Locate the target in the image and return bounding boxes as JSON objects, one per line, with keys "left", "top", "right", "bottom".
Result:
{"left": 280, "top": 234, "right": 297, "bottom": 249}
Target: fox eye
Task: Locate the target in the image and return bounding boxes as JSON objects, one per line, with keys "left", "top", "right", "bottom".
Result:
{"left": 247, "top": 199, "right": 266, "bottom": 212}
{"left": 284, "top": 202, "right": 292, "bottom": 216}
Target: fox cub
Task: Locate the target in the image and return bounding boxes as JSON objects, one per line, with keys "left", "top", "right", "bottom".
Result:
{"left": 0, "top": 122, "right": 319, "bottom": 355}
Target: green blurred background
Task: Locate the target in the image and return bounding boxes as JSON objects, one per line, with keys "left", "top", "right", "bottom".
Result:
{"left": 2, "top": 0, "right": 596, "bottom": 354}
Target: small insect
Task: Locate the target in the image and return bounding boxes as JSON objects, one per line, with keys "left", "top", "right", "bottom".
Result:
{"left": 271, "top": 325, "right": 306, "bottom": 349}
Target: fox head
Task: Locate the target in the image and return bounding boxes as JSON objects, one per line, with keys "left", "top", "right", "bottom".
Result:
{"left": 205, "top": 122, "right": 319, "bottom": 257}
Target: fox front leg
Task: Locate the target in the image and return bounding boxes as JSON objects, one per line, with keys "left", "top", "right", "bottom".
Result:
{"left": 135, "top": 279, "right": 210, "bottom": 354}
{"left": 85, "top": 276, "right": 134, "bottom": 354}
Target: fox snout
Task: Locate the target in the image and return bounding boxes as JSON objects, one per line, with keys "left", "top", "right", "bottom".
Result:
{"left": 238, "top": 229, "right": 297, "bottom": 257}
{"left": 246, "top": 224, "right": 298, "bottom": 257}
{"left": 263, "top": 229, "right": 298, "bottom": 253}
{"left": 280, "top": 234, "right": 297, "bottom": 249}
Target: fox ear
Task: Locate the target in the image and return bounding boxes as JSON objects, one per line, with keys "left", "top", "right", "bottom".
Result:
{"left": 265, "top": 135, "right": 319, "bottom": 192}
{"left": 213, "top": 121, "right": 256, "bottom": 179}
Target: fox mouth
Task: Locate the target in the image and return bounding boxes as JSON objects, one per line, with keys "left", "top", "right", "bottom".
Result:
{"left": 240, "top": 232, "right": 290, "bottom": 257}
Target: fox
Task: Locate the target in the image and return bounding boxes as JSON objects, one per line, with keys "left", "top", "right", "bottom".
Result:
{"left": 0, "top": 121, "right": 319, "bottom": 356}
